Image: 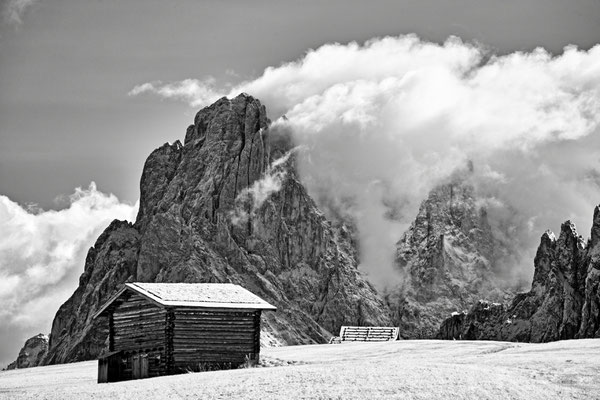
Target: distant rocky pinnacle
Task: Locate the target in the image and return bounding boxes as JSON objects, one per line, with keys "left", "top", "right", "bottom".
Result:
{"left": 386, "top": 173, "right": 514, "bottom": 338}
{"left": 438, "top": 211, "right": 600, "bottom": 341}
{"left": 6, "top": 334, "right": 48, "bottom": 370}
{"left": 42, "top": 94, "right": 391, "bottom": 364}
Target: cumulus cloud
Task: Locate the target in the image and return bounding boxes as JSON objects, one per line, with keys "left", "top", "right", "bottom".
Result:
{"left": 0, "top": 183, "right": 137, "bottom": 367}
{"left": 131, "top": 35, "right": 600, "bottom": 288}
{"left": 2, "top": 0, "right": 38, "bottom": 24}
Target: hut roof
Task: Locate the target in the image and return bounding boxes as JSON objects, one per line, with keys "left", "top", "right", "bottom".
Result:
{"left": 93, "top": 282, "right": 276, "bottom": 318}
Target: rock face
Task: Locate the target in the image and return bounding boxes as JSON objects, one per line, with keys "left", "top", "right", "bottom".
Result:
{"left": 437, "top": 300, "right": 505, "bottom": 341}
{"left": 6, "top": 334, "right": 48, "bottom": 370}
{"left": 45, "top": 220, "right": 140, "bottom": 363}
{"left": 387, "top": 173, "right": 512, "bottom": 338}
{"left": 21, "top": 94, "right": 597, "bottom": 366}
{"left": 438, "top": 213, "right": 600, "bottom": 341}
{"left": 43, "top": 94, "right": 391, "bottom": 364}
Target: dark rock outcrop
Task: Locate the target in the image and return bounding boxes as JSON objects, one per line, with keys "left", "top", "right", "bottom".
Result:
{"left": 46, "top": 220, "right": 140, "bottom": 363}
{"left": 387, "top": 174, "right": 513, "bottom": 338}
{"left": 6, "top": 334, "right": 48, "bottom": 370}
{"left": 437, "top": 301, "right": 505, "bottom": 341}
{"left": 43, "top": 94, "right": 391, "bottom": 364}
{"left": 438, "top": 212, "right": 600, "bottom": 341}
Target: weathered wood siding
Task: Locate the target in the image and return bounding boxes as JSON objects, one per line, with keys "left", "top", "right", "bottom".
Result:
{"left": 111, "top": 293, "right": 167, "bottom": 377}
{"left": 172, "top": 309, "right": 261, "bottom": 370}
{"left": 113, "top": 293, "right": 166, "bottom": 351}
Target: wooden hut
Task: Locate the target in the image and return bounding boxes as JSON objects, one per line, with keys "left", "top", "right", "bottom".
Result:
{"left": 93, "top": 282, "right": 276, "bottom": 383}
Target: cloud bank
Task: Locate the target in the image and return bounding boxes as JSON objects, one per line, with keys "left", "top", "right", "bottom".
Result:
{"left": 131, "top": 35, "right": 600, "bottom": 288}
{"left": 0, "top": 183, "right": 137, "bottom": 367}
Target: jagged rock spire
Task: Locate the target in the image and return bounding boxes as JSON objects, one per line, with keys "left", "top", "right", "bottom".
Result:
{"left": 438, "top": 213, "right": 600, "bottom": 342}
{"left": 42, "top": 95, "right": 390, "bottom": 365}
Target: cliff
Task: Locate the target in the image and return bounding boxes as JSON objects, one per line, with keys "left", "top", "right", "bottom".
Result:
{"left": 438, "top": 212, "right": 600, "bottom": 341}
{"left": 387, "top": 172, "right": 513, "bottom": 338}
{"left": 43, "top": 94, "right": 391, "bottom": 364}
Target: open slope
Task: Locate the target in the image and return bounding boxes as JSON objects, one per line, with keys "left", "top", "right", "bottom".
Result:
{"left": 1, "top": 340, "right": 599, "bottom": 399}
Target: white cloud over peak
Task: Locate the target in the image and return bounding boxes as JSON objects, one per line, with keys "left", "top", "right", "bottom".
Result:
{"left": 0, "top": 183, "right": 137, "bottom": 366}
{"left": 130, "top": 35, "right": 600, "bottom": 288}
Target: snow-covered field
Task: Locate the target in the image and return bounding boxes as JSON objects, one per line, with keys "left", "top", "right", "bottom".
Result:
{"left": 1, "top": 339, "right": 599, "bottom": 399}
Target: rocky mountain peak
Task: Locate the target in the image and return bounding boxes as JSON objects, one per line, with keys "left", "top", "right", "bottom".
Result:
{"left": 6, "top": 334, "right": 48, "bottom": 370}
{"left": 389, "top": 172, "right": 510, "bottom": 338}
{"left": 135, "top": 141, "right": 183, "bottom": 232}
{"left": 438, "top": 212, "right": 600, "bottom": 342}
{"left": 186, "top": 94, "right": 268, "bottom": 146}
{"left": 42, "top": 94, "right": 390, "bottom": 365}
{"left": 590, "top": 204, "right": 600, "bottom": 247}
{"left": 541, "top": 229, "right": 556, "bottom": 243}
{"left": 561, "top": 219, "right": 578, "bottom": 236}
{"left": 531, "top": 229, "right": 557, "bottom": 292}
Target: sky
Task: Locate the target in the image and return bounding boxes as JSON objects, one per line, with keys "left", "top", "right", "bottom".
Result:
{"left": 1, "top": 0, "right": 600, "bottom": 367}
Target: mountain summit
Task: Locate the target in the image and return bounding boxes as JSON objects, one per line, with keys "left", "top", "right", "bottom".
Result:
{"left": 387, "top": 173, "right": 513, "bottom": 337}
{"left": 44, "top": 94, "right": 391, "bottom": 364}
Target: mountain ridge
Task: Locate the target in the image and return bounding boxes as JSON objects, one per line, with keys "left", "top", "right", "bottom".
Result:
{"left": 438, "top": 211, "right": 600, "bottom": 341}
{"left": 6, "top": 94, "right": 599, "bottom": 369}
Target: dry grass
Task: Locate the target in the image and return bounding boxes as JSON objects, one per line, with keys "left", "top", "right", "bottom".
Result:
{"left": 1, "top": 339, "right": 599, "bottom": 399}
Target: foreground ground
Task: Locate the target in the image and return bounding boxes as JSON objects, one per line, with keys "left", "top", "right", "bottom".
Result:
{"left": 1, "top": 339, "right": 599, "bottom": 399}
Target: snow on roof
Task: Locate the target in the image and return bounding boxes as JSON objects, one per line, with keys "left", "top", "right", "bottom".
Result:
{"left": 129, "top": 282, "right": 275, "bottom": 309}
{"left": 93, "top": 282, "right": 276, "bottom": 318}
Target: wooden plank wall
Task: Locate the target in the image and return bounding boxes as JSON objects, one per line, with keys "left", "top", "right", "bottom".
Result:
{"left": 112, "top": 293, "right": 167, "bottom": 376}
{"left": 165, "top": 310, "right": 175, "bottom": 374}
{"left": 172, "top": 309, "right": 261, "bottom": 370}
